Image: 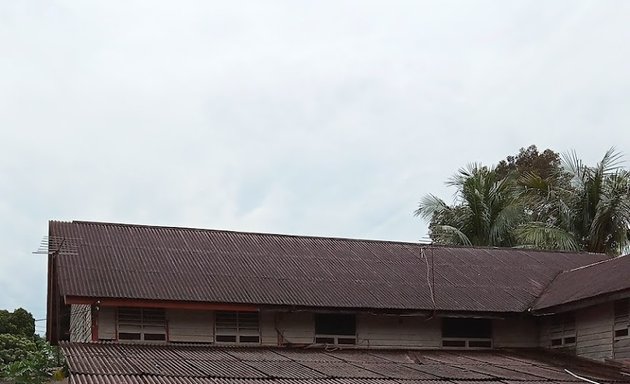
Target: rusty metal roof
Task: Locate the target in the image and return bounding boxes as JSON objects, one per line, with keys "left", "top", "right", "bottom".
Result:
{"left": 50, "top": 220, "right": 609, "bottom": 313}
{"left": 60, "top": 343, "right": 630, "bottom": 383}
{"left": 533, "top": 254, "right": 630, "bottom": 311}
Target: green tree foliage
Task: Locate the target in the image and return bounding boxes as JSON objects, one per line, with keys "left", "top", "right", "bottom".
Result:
{"left": 415, "top": 164, "right": 523, "bottom": 247}
{"left": 0, "top": 308, "right": 64, "bottom": 383}
{"left": 495, "top": 144, "right": 562, "bottom": 180}
{"left": 417, "top": 146, "right": 630, "bottom": 256}
{"left": 0, "top": 308, "right": 35, "bottom": 338}
{"left": 517, "top": 148, "right": 630, "bottom": 255}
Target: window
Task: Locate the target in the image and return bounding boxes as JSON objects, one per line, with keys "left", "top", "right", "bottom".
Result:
{"left": 614, "top": 299, "right": 630, "bottom": 339}
{"left": 441, "top": 318, "right": 492, "bottom": 348}
{"left": 314, "top": 314, "right": 356, "bottom": 345}
{"left": 117, "top": 308, "right": 166, "bottom": 341}
{"left": 215, "top": 312, "right": 260, "bottom": 344}
{"left": 550, "top": 312, "right": 576, "bottom": 347}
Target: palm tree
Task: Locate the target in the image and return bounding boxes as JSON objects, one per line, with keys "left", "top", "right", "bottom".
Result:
{"left": 415, "top": 164, "right": 524, "bottom": 247}
{"left": 515, "top": 148, "right": 630, "bottom": 255}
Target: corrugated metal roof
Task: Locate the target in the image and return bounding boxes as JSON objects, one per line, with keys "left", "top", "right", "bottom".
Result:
{"left": 244, "top": 361, "right": 327, "bottom": 379}
{"left": 533, "top": 254, "right": 630, "bottom": 310}
{"left": 61, "top": 343, "right": 630, "bottom": 383}
{"left": 51, "top": 221, "right": 609, "bottom": 313}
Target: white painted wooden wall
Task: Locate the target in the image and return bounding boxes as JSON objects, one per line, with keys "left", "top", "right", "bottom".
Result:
{"left": 83, "top": 307, "right": 543, "bottom": 349}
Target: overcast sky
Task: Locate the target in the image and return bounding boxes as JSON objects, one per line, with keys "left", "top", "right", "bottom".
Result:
{"left": 1, "top": 1, "right": 630, "bottom": 331}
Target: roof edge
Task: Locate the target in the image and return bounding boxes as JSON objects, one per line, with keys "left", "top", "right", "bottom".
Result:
{"left": 67, "top": 220, "right": 428, "bottom": 247}
{"left": 532, "top": 287, "right": 630, "bottom": 314}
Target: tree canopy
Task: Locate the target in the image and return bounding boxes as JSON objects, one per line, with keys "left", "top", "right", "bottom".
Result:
{"left": 416, "top": 146, "right": 630, "bottom": 256}
{"left": 0, "top": 308, "right": 64, "bottom": 383}
{"left": 0, "top": 308, "right": 35, "bottom": 338}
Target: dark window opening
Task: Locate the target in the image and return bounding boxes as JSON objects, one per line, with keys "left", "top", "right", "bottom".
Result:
{"left": 119, "top": 332, "right": 142, "bottom": 340}
{"left": 315, "top": 314, "right": 356, "bottom": 336}
{"left": 615, "top": 329, "right": 629, "bottom": 338}
{"left": 441, "top": 318, "right": 492, "bottom": 349}
{"left": 442, "top": 318, "right": 492, "bottom": 339}
{"left": 551, "top": 338, "right": 562, "bottom": 346}
{"left": 563, "top": 336, "right": 576, "bottom": 345}
{"left": 468, "top": 340, "right": 492, "bottom": 348}
{"left": 216, "top": 335, "right": 237, "bottom": 343}
{"left": 314, "top": 314, "right": 356, "bottom": 345}
{"left": 144, "top": 333, "right": 166, "bottom": 341}
{"left": 239, "top": 336, "right": 260, "bottom": 343}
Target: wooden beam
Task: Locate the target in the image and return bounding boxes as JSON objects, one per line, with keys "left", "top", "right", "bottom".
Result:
{"left": 91, "top": 305, "right": 98, "bottom": 342}
{"left": 64, "top": 296, "right": 259, "bottom": 312}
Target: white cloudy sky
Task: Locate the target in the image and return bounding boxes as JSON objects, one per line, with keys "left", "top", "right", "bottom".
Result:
{"left": 1, "top": 1, "right": 630, "bottom": 330}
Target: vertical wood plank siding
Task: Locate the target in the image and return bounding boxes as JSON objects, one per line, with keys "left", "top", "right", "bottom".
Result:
{"left": 575, "top": 303, "right": 614, "bottom": 361}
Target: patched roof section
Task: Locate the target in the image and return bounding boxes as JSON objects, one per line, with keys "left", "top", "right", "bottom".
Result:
{"left": 60, "top": 343, "right": 630, "bottom": 383}
{"left": 50, "top": 220, "right": 608, "bottom": 312}
{"left": 533, "top": 254, "right": 630, "bottom": 310}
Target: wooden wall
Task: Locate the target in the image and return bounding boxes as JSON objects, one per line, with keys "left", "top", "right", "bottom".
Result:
{"left": 84, "top": 307, "right": 543, "bottom": 349}
{"left": 168, "top": 309, "right": 214, "bottom": 343}
{"left": 98, "top": 306, "right": 116, "bottom": 340}
{"left": 539, "top": 303, "right": 615, "bottom": 361}
{"left": 576, "top": 303, "right": 614, "bottom": 361}
{"left": 356, "top": 314, "right": 441, "bottom": 348}
{"left": 493, "top": 316, "right": 538, "bottom": 348}
{"left": 263, "top": 311, "right": 314, "bottom": 345}
{"left": 614, "top": 337, "right": 630, "bottom": 359}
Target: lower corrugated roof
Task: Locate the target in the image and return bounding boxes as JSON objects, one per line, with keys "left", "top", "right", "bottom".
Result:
{"left": 60, "top": 343, "right": 630, "bottom": 383}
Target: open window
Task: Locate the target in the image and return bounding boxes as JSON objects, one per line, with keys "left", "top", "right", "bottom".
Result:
{"left": 441, "top": 318, "right": 492, "bottom": 348}
{"left": 314, "top": 313, "right": 356, "bottom": 345}
{"left": 215, "top": 311, "right": 260, "bottom": 344}
{"left": 550, "top": 312, "right": 576, "bottom": 347}
{"left": 117, "top": 308, "right": 166, "bottom": 341}
{"left": 614, "top": 299, "right": 630, "bottom": 339}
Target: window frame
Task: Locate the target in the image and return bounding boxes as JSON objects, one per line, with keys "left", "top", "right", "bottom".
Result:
{"left": 314, "top": 313, "right": 357, "bottom": 345}
{"left": 614, "top": 299, "right": 630, "bottom": 340}
{"left": 550, "top": 312, "right": 576, "bottom": 348}
{"left": 214, "top": 311, "right": 260, "bottom": 345}
{"left": 441, "top": 317, "right": 493, "bottom": 349}
{"left": 117, "top": 307, "right": 167, "bottom": 342}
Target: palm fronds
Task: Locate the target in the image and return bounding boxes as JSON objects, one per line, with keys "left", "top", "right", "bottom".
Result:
{"left": 416, "top": 147, "right": 630, "bottom": 256}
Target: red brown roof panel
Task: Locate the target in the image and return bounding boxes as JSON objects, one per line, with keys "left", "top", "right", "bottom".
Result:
{"left": 51, "top": 220, "right": 609, "bottom": 313}
{"left": 61, "top": 344, "right": 630, "bottom": 383}
{"left": 533, "top": 254, "right": 630, "bottom": 310}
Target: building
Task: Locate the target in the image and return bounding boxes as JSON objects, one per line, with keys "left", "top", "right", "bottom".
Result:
{"left": 46, "top": 220, "right": 630, "bottom": 383}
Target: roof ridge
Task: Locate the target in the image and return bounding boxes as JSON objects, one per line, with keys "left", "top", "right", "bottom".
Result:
{"left": 559, "top": 253, "right": 622, "bottom": 274}
{"left": 70, "top": 220, "right": 426, "bottom": 247}
{"left": 59, "top": 220, "right": 608, "bottom": 258}
{"left": 427, "top": 243, "right": 604, "bottom": 255}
